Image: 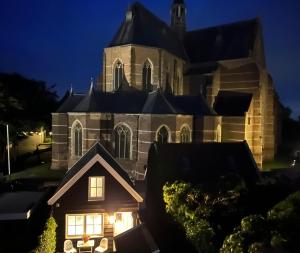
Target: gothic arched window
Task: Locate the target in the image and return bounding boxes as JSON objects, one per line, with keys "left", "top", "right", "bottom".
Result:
{"left": 115, "top": 124, "right": 131, "bottom": 159}
{"left": 142, "top": 60, "right": 152, "bottom": 91}
{"left": 114, "top": 61, "right": 123, "bottom": 90}
{"left": 157, "top": 126, "right": 170, "bottom": 144}
{"left": 73, "top": 122, "right": 82, "bottom": 157}
{"left": 180, "top": 126, "right": 191, "bottom": 143}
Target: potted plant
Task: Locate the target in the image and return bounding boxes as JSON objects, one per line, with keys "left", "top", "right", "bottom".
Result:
{"left": 82, "top": 234, "right": 90, "bottom": 243}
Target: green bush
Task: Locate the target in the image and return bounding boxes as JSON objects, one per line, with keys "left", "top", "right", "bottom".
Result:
{"left": 32, "top": 216, "right": 57, "bottom": 253}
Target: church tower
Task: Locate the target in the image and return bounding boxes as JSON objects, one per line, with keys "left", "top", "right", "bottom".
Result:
{"left": 171, "top": 0, "right": 187, "bottom": 40}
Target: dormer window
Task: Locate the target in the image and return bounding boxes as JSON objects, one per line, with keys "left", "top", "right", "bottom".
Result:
{"left": 88, "top": 177, "right": 105, "bottom": 201}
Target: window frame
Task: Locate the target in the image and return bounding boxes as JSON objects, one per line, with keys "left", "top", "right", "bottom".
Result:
{"left": 114, "top": 123, "right": 132, "bottom": 159}
{"left": 113, "top": 60, "right": 123, "bottom": 91}
{"left": 142, "top": 60, "right": 153, "bottom": 91}
{"left": 65, "top": 213, "right": 104, "bottom": 239}
{"left": 88, "top": 176, "right": 105, "bottom": 201}
{"left": 156, "top": 125, "right": 171, "bottom": 144}
{"left": 180, "top": 125, "right": 191, "bottom": 143}
{"left": 72, "top": 120, "right": 83, "bottom": 157}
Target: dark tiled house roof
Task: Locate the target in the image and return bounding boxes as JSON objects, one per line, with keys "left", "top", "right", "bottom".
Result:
{"left": 49, "top": 142, "right": 137, "bottom": 204}
{"left": 56, "top": 92, "right": 84, "bottom": 113}
{"left": 109, "top": 2, "right": 188, "bottom": 60}
{"left": 214, "top": 90, "right": 253, "bottom": 116}
{"left": 114, "top": 223, "right": 160, "bottom": 253}
{"left": 147, "top": 141, "right": 259, "bottom": 187}
{"left": 142, "top": 90, "right": 176, "bottom": 114}
{"left": 184, "top": 18, "right": 258, "bottom": 63}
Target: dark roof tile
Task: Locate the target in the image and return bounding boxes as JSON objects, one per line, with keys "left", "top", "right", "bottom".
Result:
{"left": 214, "top": 90, "right": 252, "bottom": 116}
{"left": 109, "top": 2, "right": 187, "bottom": 60}
{"left": 184, "top": 18, "right": 258, "bottom": 63}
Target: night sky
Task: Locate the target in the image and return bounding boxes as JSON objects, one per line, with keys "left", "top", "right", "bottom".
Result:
{"left": 0, "top": 0, "right": 299, "bottom": 117}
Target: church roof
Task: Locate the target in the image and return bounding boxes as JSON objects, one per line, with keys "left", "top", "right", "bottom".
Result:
{"left": 184, "top": 18, "right": 258, "bottom": 63}
{"left": 214, "top": 90, "right": 253, "bottom": 116}
{"left": 56, "top": 92, "right": 84, "bottom": 113}
{"left": 58, "top": 88, "right": 215, "bottom": 116}
{"left": 142, "top": 90, "right": 177, "bottom": 114}
{"left": 109, "top": 2, "right": 188, "bottom": 60}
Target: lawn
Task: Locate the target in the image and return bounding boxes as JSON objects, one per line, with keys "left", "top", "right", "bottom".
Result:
{"left": 5, "top": 163, "right": 66, "bottom": 181}
{"left": 263, "top": 156, "right": 291, "bottom": 170}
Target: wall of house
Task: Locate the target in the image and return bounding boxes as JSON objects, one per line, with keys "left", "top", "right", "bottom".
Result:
{"left": 52, "top": 162, "right": 139, "bottom": 252}
{"left": 103, "top": 45, "right": 185, "bottom": 94}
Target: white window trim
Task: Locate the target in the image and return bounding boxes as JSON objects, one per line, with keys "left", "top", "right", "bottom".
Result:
{"left": 88, "top": 176, "right": 105, "bottom": 201}
{"left": 65, "top": 213, "right": 104, "bottom": 239}
{"left": 114, "top": 122, "right": 133, "bottom": 160}
{"left": 71, "top": 120, "right": 84, "bottom": 157}
{"left": 156, "top": 124, "right": 172, "bottom": 143}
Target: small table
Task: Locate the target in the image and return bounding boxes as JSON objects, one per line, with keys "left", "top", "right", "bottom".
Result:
{"left": 77, "top": 240, "right": 95, "bottom": 253}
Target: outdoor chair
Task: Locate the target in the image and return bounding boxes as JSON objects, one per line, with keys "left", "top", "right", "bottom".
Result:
{"left": 94, "top": 237, "right": 108, "bottom": 253}
{"left": 64, "top": 239, "right": 77, "bottom": 253}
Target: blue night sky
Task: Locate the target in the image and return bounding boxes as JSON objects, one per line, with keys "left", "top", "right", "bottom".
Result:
{"left": 0, "top": 0, "right": 299, "bottom": 117}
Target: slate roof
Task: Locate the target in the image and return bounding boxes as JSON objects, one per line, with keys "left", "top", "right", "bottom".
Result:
{"left": 58, "top": 88, "right": 215, "bottom": 116}
{"left": 142, "top": 90, "right": 176, "bottom": 114}
{"left": 49, "top": 142, "right": 136, "bottom": 204}
{"left": 147, "top": 141, "right": 259, "bottom": 187}
{"left": 114, "top": 223, "right": 160, "bottom": 253}
{"left": 184, "top": 18, "right": 258, "bottom": 63}
{"left": 109, "top": 2, "right": 187, "bottom": 60}
{"left": 214, "top": 90, "right": 253, "bottom": 116}
{"left": 56, "top": 92, "right": 84, "bottom": 113}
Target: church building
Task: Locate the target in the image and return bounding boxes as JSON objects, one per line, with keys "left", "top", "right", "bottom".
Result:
{"left": 51, "top": 0, "right": 280, "bottom": 175}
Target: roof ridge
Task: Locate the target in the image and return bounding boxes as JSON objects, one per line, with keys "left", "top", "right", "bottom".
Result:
{"left": 187, "top": 17, "right": 258, "bottom": 34}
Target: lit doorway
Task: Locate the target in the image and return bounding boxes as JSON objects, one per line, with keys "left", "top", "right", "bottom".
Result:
{"left": 113, "top": 212, "right": 133, "bottom": 236}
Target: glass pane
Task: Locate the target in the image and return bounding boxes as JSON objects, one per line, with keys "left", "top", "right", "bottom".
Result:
{"left": 97, "top": 188, "right": 103, "bottom": 197}
{"left": 94, "top": 225, "right": 101, "bottom": 234}
{"left": 90, "top": 178, "right": 96, "bottom": 187}
{"left": 76, "top": 216, "right": 84, "bottom": 225}
{"left": 68, "top": 216, "right": 75, "bottom": 225}
{"left": 97, "top": 177, "right": 102, "bottom": 187}
{"left": 86, "top": 225, "right": 94, "bottom": 235}
{"left": 95, "top": 215, "right": 102, "bottom": 225}
{"left": 90, "top": 188, "right": 96, "bottom": 197}
{"left": 68, "top": 226, "right": 75, "bottom": 235}
{"left": 76, "top": 226, "right": 84, "bottom": 235}
{"left": 86, "top": 215, "right": 93, "bottom": 225}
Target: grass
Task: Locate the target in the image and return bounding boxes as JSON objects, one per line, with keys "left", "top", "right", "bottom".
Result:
{"left": 5, "top": 162, "right": 66, "bottom": 181}
{"left": 263, "top": 156, "right": 291, "bottom": 171}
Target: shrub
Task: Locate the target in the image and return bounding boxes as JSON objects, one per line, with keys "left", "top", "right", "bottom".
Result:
{"left": 32, "top": 216, "right": 57, "bottom": 253}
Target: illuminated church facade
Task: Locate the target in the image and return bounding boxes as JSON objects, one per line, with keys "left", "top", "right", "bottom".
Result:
{"left": 51, "top": 0, "right": 280, "bottom": 175}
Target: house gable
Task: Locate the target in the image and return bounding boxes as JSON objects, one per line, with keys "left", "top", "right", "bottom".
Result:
{"left": 48, "top": 143, "right": 143, "bottom": 205}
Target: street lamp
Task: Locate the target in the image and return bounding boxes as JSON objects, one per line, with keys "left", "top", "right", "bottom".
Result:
{"left": 6, "top": 124, "right": 10, "bottom": 176}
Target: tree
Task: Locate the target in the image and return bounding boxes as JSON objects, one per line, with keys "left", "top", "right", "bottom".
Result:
{"left": 0, "top": 73, "right": 59, "bottom": 164}
{"left": 163, "top": 180, "right": 244, "bottom": 252}
{"left": 32, "top": 216, "right": 57, "bottom": 253}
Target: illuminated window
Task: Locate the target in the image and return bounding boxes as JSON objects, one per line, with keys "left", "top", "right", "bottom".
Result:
{"left": 88, "top": 177, "right": 104, "bottom": 201}
{"left": 180, "top": 126, "right": 191, "bottom": 143}
{"left": 114, "top": 212, "right": 134, "bottom": 236}
{"left": 142, "top": 60, "right": 152, "bottom": 91}
{"left": 66, "top": 214, "right": 103, "bottom": 238}
{"left": 73, "top": 121, "right": 82, "bottom": 157}
{"left": 114, "top": 61, "right": 123, "bottom": 90}
{"left": 157, "top": 126, "right": 170, "bottom": 144}
{"left": 114, "top": 124, "right": 131, "bottom": 159}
